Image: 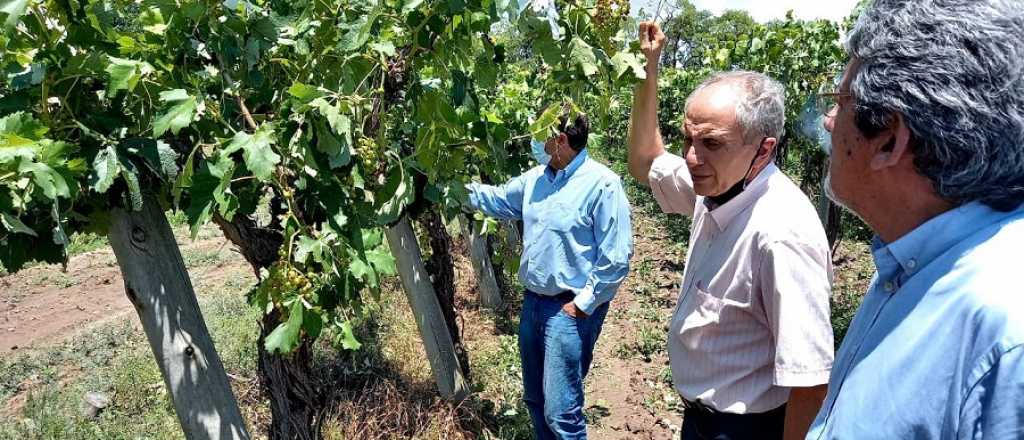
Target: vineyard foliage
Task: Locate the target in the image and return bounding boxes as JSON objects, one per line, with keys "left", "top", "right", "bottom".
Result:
{"left": 0, "top": 0, "right": 648, "bottom": 354}
{"left": 1, "top": 0, "right": 859, "bottom": 356}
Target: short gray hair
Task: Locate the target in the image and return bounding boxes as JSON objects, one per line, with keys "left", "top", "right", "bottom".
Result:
{"left": 847, "top": 0, "right": 1024, "bottom": 211}
{"left": 684, "top": 71, "right": 787, "bottom": 144}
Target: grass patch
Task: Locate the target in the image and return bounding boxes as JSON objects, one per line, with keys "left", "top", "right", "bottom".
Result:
{"left": 166, "top": 211, "right": 188, "bottom": 228}
{"left": 181, "top": 247, "right": 228, "bottom": 270}
{"left": 615, "top": 323, "right": 665, "bottom": 363}
{"left": 830, "top": 241, "right": 873, "bottom": 347}
{"left": 472, "top": 334, "right": 532, "bottom": 440}
{"left": 66, "top": 233, "right": 108, "bottom": 257}
{"left": 0, "top": 272, "right": 259, "bottom": 440}
{"left": 1, "top": 267, "right": 541, "bottom": 440}
{"left": 31, "top": 272, "right": 77, "bottom": 289}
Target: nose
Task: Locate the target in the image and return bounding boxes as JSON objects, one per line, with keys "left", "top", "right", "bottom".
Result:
{"left": 684, "top": 145, "right": 701, "bottom": 167}
{"left": 823, "top": 108, "right": 836, "bottom": 133}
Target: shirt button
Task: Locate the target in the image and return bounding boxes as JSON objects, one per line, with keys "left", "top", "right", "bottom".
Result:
{"left": 907, "top": 259, "right": 918, "bottom": 270}
{"left": 884, "top": 281, "right": 896, "bottom": 292}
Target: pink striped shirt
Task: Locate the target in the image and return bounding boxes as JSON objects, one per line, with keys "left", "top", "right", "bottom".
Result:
{"left": 649, "top": 152, "right": 834, "bottom": 414}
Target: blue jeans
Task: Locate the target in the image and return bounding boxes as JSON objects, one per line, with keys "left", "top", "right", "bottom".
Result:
{"left": 519, "top": 291, "right": 610, "bottom": 440}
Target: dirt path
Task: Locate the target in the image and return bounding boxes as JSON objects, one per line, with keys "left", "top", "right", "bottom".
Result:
{"left": 452, "top": 207, "right": 686, "bottom": 439}
{"left": 0, "top": 227, "right": 250, "bottom": 355}
{"left": 585, "top": 210, "right": 686, "bottom": 440}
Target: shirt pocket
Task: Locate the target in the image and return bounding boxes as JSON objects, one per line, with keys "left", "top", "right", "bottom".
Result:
{"left": 677, "top": 287, "right": 726, "bottom": 351}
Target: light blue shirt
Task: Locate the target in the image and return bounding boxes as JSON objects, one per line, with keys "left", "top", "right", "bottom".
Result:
{"left": 468, "top": 150, "right": 633, "bottom": 315}
{"left": 808, "top": 202, "right": 1024, "bottom": 440}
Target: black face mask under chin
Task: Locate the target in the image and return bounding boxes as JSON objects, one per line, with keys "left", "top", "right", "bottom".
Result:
{"left": 708, "top": 137, "right": 769, "bottom": 207}
{"left": 708, "top": 177, "right": 748, "bottom": 207}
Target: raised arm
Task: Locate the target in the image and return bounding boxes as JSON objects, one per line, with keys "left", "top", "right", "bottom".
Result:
{"left": 628, "top": 22, "right": 697, "bottom": 217}
{"left": 627, "top": 21, "right": 668, "bottom": 186}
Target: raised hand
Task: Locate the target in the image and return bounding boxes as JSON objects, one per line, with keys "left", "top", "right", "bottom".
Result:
{"left": 638, "top": 21, "right": 666, "bottom": 69}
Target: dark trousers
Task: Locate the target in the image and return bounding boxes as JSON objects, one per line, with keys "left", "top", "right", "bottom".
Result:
{"left": 680, "top": 403, "right": 787, "bottom": 440}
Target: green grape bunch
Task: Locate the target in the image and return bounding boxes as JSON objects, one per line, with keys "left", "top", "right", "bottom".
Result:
{"left": 593, "top": 0, "right": 630, "bottom": 53}
{"left": 355, "top": 136, "right": 382, "bottom": 175}
{"left": 259, "top": 260, "right": 316, "bottom": 306}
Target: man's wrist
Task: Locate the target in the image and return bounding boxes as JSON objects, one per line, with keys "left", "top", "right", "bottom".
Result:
{"left": 645, "top": 59, "right": 659, "bottom": 76}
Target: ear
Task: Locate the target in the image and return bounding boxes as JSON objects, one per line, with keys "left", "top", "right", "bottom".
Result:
{"left": 752, "top": 137, "right": 777, "bottom": 170}
{"left": 758, "top": 137, "right": 778, "bottom": 160}
{"left": 869, "top": 113, "right": 912, "bottom": 171}
{"left": 558, "top": 132, "right": 570, "bottom": 150}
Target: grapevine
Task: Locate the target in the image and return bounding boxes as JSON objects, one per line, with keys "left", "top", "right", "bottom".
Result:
{"left": 593, "top": 0, "right": 631, "bottom": 54}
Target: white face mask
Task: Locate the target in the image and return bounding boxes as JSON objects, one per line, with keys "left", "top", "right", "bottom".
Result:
{"left": 531, "top": 139, "right": 552, "bottom": 166}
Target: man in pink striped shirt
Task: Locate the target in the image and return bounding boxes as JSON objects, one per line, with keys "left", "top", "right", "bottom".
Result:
{"left": 625, "top": 22, "right": 835, "bottom": 440}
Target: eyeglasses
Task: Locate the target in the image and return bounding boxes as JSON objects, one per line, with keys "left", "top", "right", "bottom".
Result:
{"left": 814, "top": 92, "right": 853, "bottom": 117}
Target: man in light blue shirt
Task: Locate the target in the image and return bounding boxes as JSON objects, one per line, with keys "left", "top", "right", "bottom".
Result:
{"left": 467, "top": 111, "right": 633, "bottom": 439}
{"left": 810, "top": 0, "right": 1024, "bottom": 438}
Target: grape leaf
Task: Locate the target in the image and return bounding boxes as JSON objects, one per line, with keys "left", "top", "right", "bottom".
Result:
{"left": 348, "top": 255, "right": 378, "bottom": 288}
{"left": 0, "top": 0, "right": 28, "bottom": 30}
{"left": 338, "top": 12, "right": 380, "bottom": 52}
{"left": 337, "top": 321, "right": 361, "bottom": 350}
{"left": 184, "top": 155, "right": 233, "bottom": 238}
{"left": 0, "top": 212, "right": 36, "bottom": 236}
{"left": 750, "top": 37, "right": 765, "bottom": 53}
{"left": 570, "top": 37, "right": 599, "bottom": 77}
{"left": 20, "top": 161, "right": 69, "bottom": 199}
{"left": 223, "top": 124, "right": 280, "bottom": 182}
{"left": 374, "top": 158, "right": 414, "bottom": 225}
{"left": 0, "top": 111, "right": 47, "bottom": 140}
{"left": 105, "top": 57, "right": 153, "bottom": 94}
{"left": 153, "top": 90, "right": 198, "bottom": 137}
{"left": 287, "top": 82, "right": 323, "bottom": 104}
{"left": 140, "top": 7, "right": 167, "bottom": 35}
{"left": 295, "top": 234, "right": 327, "bottom": 264}
{"left": 366, "top": 246, "right": 396, "bottom": 276}
{"left": 610, "top": 51, "right": 647, "bottom": 82}
{"left": 314, "top": 119, "right": 350, "bottom": 169}
{"left": 141, "top": 140, "right": 179, "bottom": 181}
{"left": 370, "top": 41, "right": 396, "bottom": 57}
{"left": 529, "top": 103, "right": 562, "bottom": 141}
{"left": 173, "top": 145, "right": 198, "bottom": 207}
{"left": 118, "top": 157, "right": 143, "bottom": 211}
{"left": 302, "top": 309, "right": 324, "bottom": 340}
{"left": 264, "top": 301, "right": 305, "bottom": 354}
{"left": 91, "top": 145, "right": 120, "bottom": 194}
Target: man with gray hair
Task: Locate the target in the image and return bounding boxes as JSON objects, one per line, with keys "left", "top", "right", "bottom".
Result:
{"left": 811, "top": 0, "right": 1024, "bottom": 438}
{"left": 628, "top": 22, "right": 835, "bottom": 440}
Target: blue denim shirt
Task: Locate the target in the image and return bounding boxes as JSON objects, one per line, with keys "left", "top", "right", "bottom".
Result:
{"left": 807, "top": 202, "right": 1024, "bottom": 440}
{"left": 468, "top": 150, "right": 633, "bottom": 314}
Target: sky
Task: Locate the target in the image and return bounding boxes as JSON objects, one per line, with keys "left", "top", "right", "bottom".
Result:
{"left": 629, "top": 0, "right": 861, "bottom": 23}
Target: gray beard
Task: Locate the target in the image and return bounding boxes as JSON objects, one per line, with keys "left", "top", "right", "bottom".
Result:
{"left": 823, "top": 171, "right": 850, "bottom": 212}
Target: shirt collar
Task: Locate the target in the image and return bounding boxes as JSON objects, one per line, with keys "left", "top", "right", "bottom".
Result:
{"left": 544, "top": 149, "right": 589, "bottom": 182}
{"left": 706, "top": 163, "right": 778, "bottom": 230}
{"left": 873, "top": 201, "right": 1023, "bottom": 276}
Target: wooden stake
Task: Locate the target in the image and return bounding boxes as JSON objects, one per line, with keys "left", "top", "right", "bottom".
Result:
{"left": 384, "top": 216, "right": 470, "bottom": 401}
{"left": 108, "top": 195, "right": 250, "bottom": 440}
